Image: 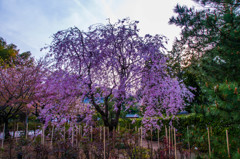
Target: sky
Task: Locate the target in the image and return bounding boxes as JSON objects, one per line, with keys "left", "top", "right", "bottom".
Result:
{"left": 0, "top": 0, "right": 199, "bottom": 59}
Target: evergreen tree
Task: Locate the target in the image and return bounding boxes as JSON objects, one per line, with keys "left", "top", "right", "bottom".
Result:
{"left": 169, "top": 0, "right": 240, "bottom": 157}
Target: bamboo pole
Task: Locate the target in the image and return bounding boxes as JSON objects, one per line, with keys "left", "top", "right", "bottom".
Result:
{"left": 1, "top": 123, "right": 5, "bottom": 149}
{"left": 165, "top": 125, "right": 168, "bottom": 140}
{"left": 16, "top": 123, "right": 18, "bottom": 143}
{"left": 72, "top": 126, "right": 74, "bottom": 146}
{"left": 13, "top": 122, "right": 15, "bottom": 139}
{"left": 226, "top": 129, "right": 230, "bottom": 158}
{"left": 100, "top": 126, "right": 102, "bottom": 141}
{"left": 26, "top": 123, "right": 28, "bottom": 139}
{"left": 75, "top": 126, "right": 77, "bottom": 146}
{"left": 43, "top": 125, "right": 45, "bottom": 145}
{"left": 208, "top": 127, "right": 211, "bottom": 157}
{"left": 150, "top": 126, "right": 153, "bottom": 149}
{"left": 78, "top": 125, "right": 80, "bottom": 147}
{"left": 91, "top": 126, "right": 93, "bottom": 142}
{"left": 41, "top": 125, "right": 43, "bottom": 144}
{"left": 140, "top": 126, "right": 142, "bottom": 147}
{"left": 158, "top": 128, "right": 159, "bottom": 149}
{"left": 174, "top": 128, "right": 177, "bottom": 159}
{"left": 80, "top": 125, "right": 82, "bottom": 138}
{"left": 138, "top": 127, "right": 140, "bottom": 146}
{"left": 63, "top": 125, "right": 66, "bottom": 142}
{"left": 169, "top": 126, "right": 171, "bottom": 155}
{"left": 34, "top": 122, "right": 36, "bottom": 136}
{"left": 107, "top": 127, "right": 109, "bottom": 142}
{"left": 165, "top": 125, "right": 167, "bottom": 156}
{"left": 187, "top": 126, "right": 191, "bottom": 158}
{"left": 210, "top": 127, "right": 212, "bottom": 136}
{"left": 42, "top": 125, "right": 45, "bottom": 145}
{"left": 51, "top": 125, "right": 54, "bottom": 147}
{"left": 171, "top": 126, "right": 173, "bottom": 149}
{"left": 104, "top": 127, "right": 106, "bottom": 159}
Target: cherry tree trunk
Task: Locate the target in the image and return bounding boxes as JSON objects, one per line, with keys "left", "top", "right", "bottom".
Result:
{"left": 4, "top": 119, "right": 10, "bottom": 139}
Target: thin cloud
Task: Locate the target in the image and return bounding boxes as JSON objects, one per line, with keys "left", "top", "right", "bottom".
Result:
{"left": 0, "top": 0, "right": 198, "bottom": 58}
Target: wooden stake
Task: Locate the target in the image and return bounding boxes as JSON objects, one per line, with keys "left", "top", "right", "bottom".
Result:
{"left": 78, "top": 125, "right": 80, "bottom": 147}
{"left": 165, "top": 125, "right": 167, "bottom": 155}
{"left": 107, "top": 127, "right": 109, "bottom": 142}
{"left": 43, "top": 126, "right": 45, "bottom": 145}
{"left": 138, "top": 127, "right": 140, "bottom": 146}
{"left": 80, "top": 125, "right": 82, "bottom": 138}
{"left": 104, "top": 127, "right": 106, "bottom": 159}
{"left": 72, "top": 126, "right": 74, "bottom": 146}
{"left": 169, "top": 126, "right": 171, "bottom": 155}
{"left": 171, "top": 126, "right": 173, "bottom": 149}
{"left": 140, "top": 126, "right": 142, "bottom": 147}
{"left": 13, "top": 122, "right": 15, "bottom": 139}
{"left": 42, "top": 125, "right": 45, "bottom": 145}
{"left": 63, "top": 125, "right": 65, "bottom": 142}
{"left": 51, "top": 125, "right": 54, "bottom": 147}
{"left": 34, "top": 122, "right": 36, "bottom": 136}
{"left": 208, "top": 127, "right": 211, "bottom": 157}
{"left": 210, "top": 127, "right": 212, "bottom": 136}
{"left": 41, "top": 125, "right": 43, "bottom": 144}
{"left": 79, "top": 125, "right": 80, "bottom": 137}
{"left": 226, "top": 129, "right": 230, "bottom": 158}
{"left": 165, "top": 125, "right": 168, "bottom": 140}
{"left": 174, "top": 128, "right": 177, "bottom": 159}
{"left": 16, "top": 123, "right": 18, "bottom": 143}
{"left": 100, "top": 126, "right": 102, "bottom": 141}
{"left": 26, "top": 123, "right": 28, "bottom": 139}
{"left": 150, "top": 126, "right": 153, "bottom": 149}
{"left": 1, "top": 123, "right": 5, "bottom": 149}
{"left": 91, "top": 126, "right": 93, "bottom": 142}
{"left": 187, "top": 126, "right": 190, "bottom": 157}
{"left": 76, "top": 126, "right": 78, "bottom": 146}
{"left": 113, "top": 128, "right": 116, "bottom": 148}
{"left": 158, "top": 128, "right": 159, "bottom": 149}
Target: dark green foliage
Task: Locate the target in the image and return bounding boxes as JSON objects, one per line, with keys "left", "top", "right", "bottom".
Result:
{"left": 168, "top": 0, "right": 240, "bottom": 81}
{"left": 168, "top": 0, "right": 240, "bottom": 157}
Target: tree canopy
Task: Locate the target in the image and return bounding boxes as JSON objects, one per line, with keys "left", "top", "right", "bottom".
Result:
{"left": 0, "top": 57, "right": 44, "bottom": 138}
{"left": 40, "top": 18, "right": 193, "bottom": 131}
{"left": 0, "top": 37, "right": 34, "bottom": 67}
{"left": 0, "top": 37, "right": 18, "bottom": 65}
{"left": 169, "top": 1, "right": 240, "bottom": 156}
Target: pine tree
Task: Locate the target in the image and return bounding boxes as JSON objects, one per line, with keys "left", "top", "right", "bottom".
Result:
{"left": 169, "top": 0, "right": 240, "bottom": 157}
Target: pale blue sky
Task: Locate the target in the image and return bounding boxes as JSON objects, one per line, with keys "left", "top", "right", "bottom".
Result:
{"left": 0, "top": 0, "right": 199, "bottom": 58}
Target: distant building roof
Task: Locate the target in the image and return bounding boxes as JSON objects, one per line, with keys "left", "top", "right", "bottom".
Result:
{"left": 126, "top": 114, "right": 140, "bottom": 118}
